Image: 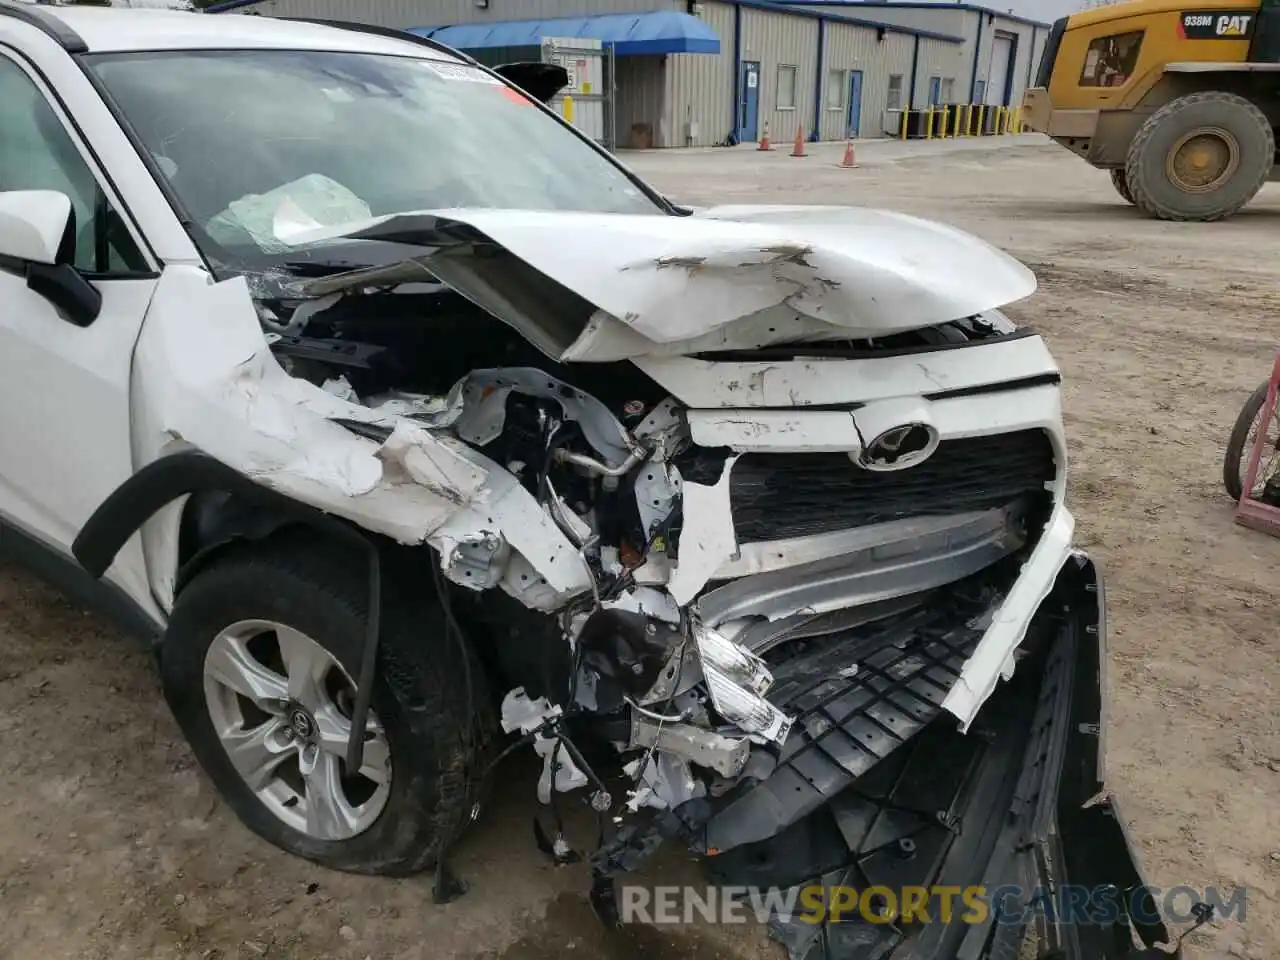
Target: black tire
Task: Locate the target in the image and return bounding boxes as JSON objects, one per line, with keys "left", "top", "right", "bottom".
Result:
{"left": 161, "top": 530, "right": 491, "bottom": 876}
{"left": 1223, "top": 382, "right": 1270, "bottom": 502}
{"left": 1125, "top": 91, "right": 1274, "bottom": 222}
{"left": 1110, "top": 168, "right": 1135, "bottom": 205}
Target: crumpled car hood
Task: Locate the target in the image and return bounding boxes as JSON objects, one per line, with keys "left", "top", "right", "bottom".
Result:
{"left": 279, "top": 204, "right": 1036, "bottom": 357}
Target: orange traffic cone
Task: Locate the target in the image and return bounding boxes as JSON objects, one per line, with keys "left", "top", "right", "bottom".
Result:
{"left": 838, "top": 139, "right": 858, "bottom": 168}
{"left": 757, "top": 122, "right": 774, "bottom": 151}
{"left": 790, "top": 123, "right": 807, "bottom": 158}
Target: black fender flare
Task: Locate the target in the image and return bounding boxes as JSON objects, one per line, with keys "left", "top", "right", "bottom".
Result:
{"left": 72, "top": 450, "right": 369, "bottom": 580}
{"left": 74, "top": 450, "right": 387, "bottom": 771}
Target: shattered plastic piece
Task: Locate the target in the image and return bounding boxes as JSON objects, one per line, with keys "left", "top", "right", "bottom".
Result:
{"left": 694, "top": 623, "right": 792, "bottom": 745}
{"left": 500, "top": 688, "right": 561, "bottom": 735}
{"left": 533, "top": 734, "right": 587, "bottom": 804}
{"left": 499, "top": 690, "right": 585, "bottom": 804}
{"left": 694, "top": 623, "right": 774, "bottom": 697}
{"left": 367, "top": 391, "right": 455, "bottom": 420}
{"left": 321, "top": 376, "right": 358, "bottom": 403}
{"left": 623, "top": 753, "right": 705, "bottom": 812}
{"left": 667, "top": 457, "right": 740, "bottom": 606}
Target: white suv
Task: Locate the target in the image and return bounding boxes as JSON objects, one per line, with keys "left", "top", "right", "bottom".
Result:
{"left": 0, "top": 5, "right": 1170, "bottom": 957}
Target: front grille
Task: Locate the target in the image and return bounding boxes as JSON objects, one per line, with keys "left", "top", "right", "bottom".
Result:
{"left": 724, "top": 429, "right": 1056, "bottom": 542}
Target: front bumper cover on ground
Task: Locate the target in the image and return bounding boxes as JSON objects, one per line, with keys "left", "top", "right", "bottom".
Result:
{"left": 706, "top": 552, "right": 1174, "bottom": 959}
{"left": 593, "top": 553, "right": 1175, "bottom": 959}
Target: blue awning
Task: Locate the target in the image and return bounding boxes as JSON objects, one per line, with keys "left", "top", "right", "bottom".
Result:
{"left": 412, "top": 11, "right": 721, "bottom": 56}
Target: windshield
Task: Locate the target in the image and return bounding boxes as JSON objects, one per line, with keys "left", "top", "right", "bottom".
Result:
{"left": 86, "top": 49, "right": 663, "bottom": 269}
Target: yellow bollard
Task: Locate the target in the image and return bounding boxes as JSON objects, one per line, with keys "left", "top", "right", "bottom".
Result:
{"left": 562, "top": 94, "right": 575, "bottom": 124}
{"left": 925, "top": 107, "right": 934, "bottom": 139}
{"left": 1014, "top": 105, "right": 1023, "bottom": 132}
{"left": 900, "top": 109, "right": 908, "bottom": 140}
{"left": 941, "top": 105, "right": 950, "bottom": 138}
{"left": 977, "top": 104, "right": 986, "bottom": 136}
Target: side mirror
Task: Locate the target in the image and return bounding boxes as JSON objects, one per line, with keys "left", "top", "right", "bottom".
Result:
{"left": 0, "top": 190, "right": 102, "bottom": 327}
{"left": 0, "top": 190, "right": 73, "bottom": 265}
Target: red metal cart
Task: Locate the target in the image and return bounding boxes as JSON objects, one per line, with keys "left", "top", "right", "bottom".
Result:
{"left": 1227, "top": 349, "right": 1280, "bottom": 537}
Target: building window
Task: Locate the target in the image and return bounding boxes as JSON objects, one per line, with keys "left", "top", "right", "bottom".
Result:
{"left": 776, "top": 64, "right": 797, "bottom": 109}
{"left": 1079, "top": 31, "right": 1144, "bottom": 87}
{"left": 826, "top": 69, "right": 845, "bottom": 109}
{"left": 941, "top": 77, "right": 955, "bottom": 102}
{"left": 886, "top": 74, "right": 903, "bottom": 110}
{"left": 974, "top": 79, "right": 986, "bottom": 103}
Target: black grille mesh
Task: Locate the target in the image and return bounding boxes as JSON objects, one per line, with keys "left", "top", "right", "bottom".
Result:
{"left": 726, "top": 429, "right": 1056, "bottom": 542}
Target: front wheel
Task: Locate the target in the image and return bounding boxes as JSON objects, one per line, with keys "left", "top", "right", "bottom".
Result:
{"left": 1222, "top": 382, "right": 1278, "bottom": 502}
{"left": 161, "top": 531, "right": 490, "bottom": 875}
{"left": 1125, "top": 91, "right": 1274, "bottom": 222}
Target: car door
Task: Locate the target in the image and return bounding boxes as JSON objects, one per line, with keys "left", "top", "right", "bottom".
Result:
{"left": 0, "top": 50, "right": 160, "bottom": 609}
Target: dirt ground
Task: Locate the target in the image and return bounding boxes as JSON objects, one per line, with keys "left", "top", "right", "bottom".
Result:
{"left": 1, "top": 136, "right": 1277, "bottom": 960}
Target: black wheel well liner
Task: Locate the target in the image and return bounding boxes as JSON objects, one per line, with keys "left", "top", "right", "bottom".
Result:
{"left": 71, "top": 450, "right": 537, "bottom": 703}
{"left": 72, "top": 450, "right": 376, "bottom": 583}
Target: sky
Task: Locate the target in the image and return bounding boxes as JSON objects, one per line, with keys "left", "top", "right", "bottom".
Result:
{"left": 855, "top": 0, "right": 1088, "bottom": 24}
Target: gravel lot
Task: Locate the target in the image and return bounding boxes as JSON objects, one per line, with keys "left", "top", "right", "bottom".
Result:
{"left": 1, "top": 135, "right": 1277, "bottom": 960}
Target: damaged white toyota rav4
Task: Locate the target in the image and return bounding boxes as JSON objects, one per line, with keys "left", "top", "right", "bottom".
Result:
{"left": 0, "top": 4, "right": 1178, "bottom": 958}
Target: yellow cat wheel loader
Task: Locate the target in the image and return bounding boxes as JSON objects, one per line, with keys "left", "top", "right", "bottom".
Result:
{"left": 1022, "top": 0, "right": 1280, "bottom": 220}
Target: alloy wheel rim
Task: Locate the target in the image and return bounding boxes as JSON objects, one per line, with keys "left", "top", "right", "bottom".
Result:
{"left": 203, "top": 619, "right": 392, "bottom": 841}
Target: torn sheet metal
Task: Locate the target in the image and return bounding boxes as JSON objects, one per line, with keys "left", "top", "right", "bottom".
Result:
{"left": 132, "top": 268, "right": 591, "bottom": 602}
{"left": 451, "top": 367, "right": 641, "bottom": 467}
{"left": 666, "top": 456, "right": 740, "bottom": 606}
{"left": 628, "top": 717, "right": 750, "bottom": 779}
{"left": 131, "top": 268, "right": 474, "bottom": 544}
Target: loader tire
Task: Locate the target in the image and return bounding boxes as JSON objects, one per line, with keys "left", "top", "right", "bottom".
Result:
{"left": 1110, "top": 168, "right": 1135, "bottom": 205}
{"left": 1125, "top": 91, "right": 1273, "bottom": 222}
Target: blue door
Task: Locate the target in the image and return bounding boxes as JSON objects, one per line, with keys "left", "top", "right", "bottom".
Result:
{"left": 847, "top": 70, "right": 863, "bottom": 137}
{"left": 928, "top": 76, "right": 941, "bottom": 106}
{"left": 739, "top": 60, "right": 760, "bottom": 141}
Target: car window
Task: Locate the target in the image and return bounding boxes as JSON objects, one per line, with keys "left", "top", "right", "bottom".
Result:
{"left": 86, "top": 49, "right": 664, "bottom": 270}
{"left": 0, "top": 57, "right": 147, "bottom": 275}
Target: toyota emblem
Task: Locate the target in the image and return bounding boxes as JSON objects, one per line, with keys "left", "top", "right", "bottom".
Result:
{"left": 857, "top": 423, "right": 940, "bottom": 471}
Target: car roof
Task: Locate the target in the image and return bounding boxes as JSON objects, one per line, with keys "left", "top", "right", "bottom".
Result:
{"left": 11, "top": 6, "right": 463, "bottom": 58}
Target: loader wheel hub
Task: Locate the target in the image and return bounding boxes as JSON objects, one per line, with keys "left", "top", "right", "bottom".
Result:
{"left": 1167, "top": 128, "right": 1239, "bottom": 193}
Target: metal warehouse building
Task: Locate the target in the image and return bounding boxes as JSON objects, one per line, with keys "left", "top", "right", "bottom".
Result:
{"left": 208, "top": 0, "right": 1047, "bottom": 149}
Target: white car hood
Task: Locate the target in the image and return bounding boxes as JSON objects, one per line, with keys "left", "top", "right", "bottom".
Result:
{"left": 282, "top": 204, "right": 1036, "bottom": 359}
